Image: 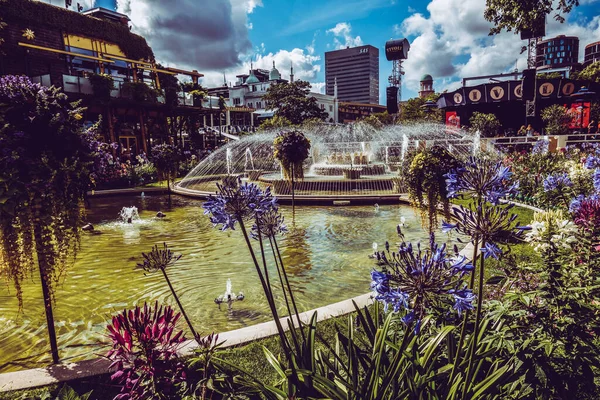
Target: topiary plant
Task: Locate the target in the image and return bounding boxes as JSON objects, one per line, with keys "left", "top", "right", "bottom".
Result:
{"left": 273, "top": 130, "right": 311, "bottom": 180}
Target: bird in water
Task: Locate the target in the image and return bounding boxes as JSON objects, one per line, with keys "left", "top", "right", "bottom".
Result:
{"left": 82, "top": 223, "right": 94, "bottom": 231}
{"left": 156, "top": 211, "right": 166, "bottom": 218}
{"left": 374, "top": 203, "right": 380, "bottom": 212}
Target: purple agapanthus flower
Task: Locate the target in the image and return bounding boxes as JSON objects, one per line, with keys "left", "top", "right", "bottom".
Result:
{"left": 593, "top": 169, "right": 600, "bottom": 193}
{"left": 480, "top": 242, "right": 502, "bottom": 260}
{"left": 585, "top": 155, "right": 600, "bottom": 169}
{"left": 450, "top": 289, "right": 476, "bottom": 316}
{"left": 370, "top": 235, "right": 475, "bottom": 333}
{"left": 532, "top": 139, "right": 549, "bottom": 155}
{"left": 542, "top": 172, "right": 573, "bottom": 192}
{"left": 203, "top": 178, "right": 277, "bottom": 231}
{"left": 445, "top": 157, "right": 519, "bottom": 205}
{"left": 251, "top": 206, "right": 287, "bottom": 239}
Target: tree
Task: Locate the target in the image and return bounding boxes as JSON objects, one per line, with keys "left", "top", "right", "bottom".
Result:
{"left": 263, "top": 80, "right": 328, "bottom": 125}
{"left": 469, "top": 112, "right": 502, "bottom": 137}
{"left": 484, "top": 0, "right": 579, "bottom": 35}
{"left": 361, "top": 111, "right": 395, "bottom": 128}
{"left": 571, "top": 61, "right": 600, "bottom": 84}
{"left": 150, "top": 143, "right": 180, "bottom": 193}
{"left": 258, "top": 114, "right": 293, "bottom": 131}
{"left": 541, "top": 104, "right": 572, "bottom": 135}
{"left": 399, "top": 94, "right": 442, "bottom": 123}
{"left": 0, "top": 76, "right": 95, "bottom": 364}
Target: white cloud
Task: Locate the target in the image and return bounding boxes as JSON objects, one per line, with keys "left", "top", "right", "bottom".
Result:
{"left": 327, "top": 22, "right": 363, "bottom": 49}
{"left": 311, "top": 82, "right": 326, "bottom": 94}
{"left": 201, "top": 47, "right": 321, "bottom": 88}
{"left": 117, "top": 0, "right": 262, "bottom": 71}
{"left": 395, "top": 0, "right": 600, "bottom": 95}
{"left": 407, "top": 6, "right": 416, "bottom": 13}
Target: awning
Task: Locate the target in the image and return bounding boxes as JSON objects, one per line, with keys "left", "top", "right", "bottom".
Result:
{"left": 253, "top": 109, "right": 275, "bottom": 117}
{"left": 18, "top": 42, "right": 114, "bottom": 63}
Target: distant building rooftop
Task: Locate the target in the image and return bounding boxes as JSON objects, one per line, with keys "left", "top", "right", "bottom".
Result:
{"left": 81, "top": 7, "right": 130, "bottom": 25}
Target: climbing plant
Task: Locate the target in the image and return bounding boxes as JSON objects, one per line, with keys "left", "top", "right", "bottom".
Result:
{"left": 0, "top": 75, "right": 95, "bottom": 363}
{"left": 403, "top": 145, "right": 461, "bottom": 232}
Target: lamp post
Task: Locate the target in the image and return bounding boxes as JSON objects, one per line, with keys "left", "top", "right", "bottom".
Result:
{"left": 571, "top": 86, "right": 596, "bottom": 135}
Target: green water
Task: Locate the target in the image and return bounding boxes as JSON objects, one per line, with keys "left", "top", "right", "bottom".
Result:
{"left": 0, "top": 195, "right": 456, "bottom": 372}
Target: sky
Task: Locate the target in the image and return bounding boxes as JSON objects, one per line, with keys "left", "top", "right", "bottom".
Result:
{"left": 43, "top": 0, "right": 600, "bottom": 103}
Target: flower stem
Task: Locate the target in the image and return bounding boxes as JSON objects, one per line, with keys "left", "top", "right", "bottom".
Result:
{"left": 462, "top": 251, "right": 486, "bottom": 399}
{"left": 269, "top": 236, "right": 293, "bottom": 321}
{"left": 160, "top": 268, "right": 198, "bottom": 342}
{"left": 273, "top": 236, "right": 306, "bottom": 343}
{"left": 449, "top": 236, "right": 479, "bottom": 388}
{"left": 238, "top": 218, "right": 291, "bottom": 356}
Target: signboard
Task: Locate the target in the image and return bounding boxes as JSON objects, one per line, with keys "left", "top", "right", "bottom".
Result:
{"left": 385, "top": 38, "right": 410, "bottom": 61}
{"left": 465, "top": 85, "right": 487, "bottom": 104}
{"left": 445, "top": 111, "right": 460, "bottom": 128}
{"left": 486, "top": 82, "right": 509, "bottom": 102}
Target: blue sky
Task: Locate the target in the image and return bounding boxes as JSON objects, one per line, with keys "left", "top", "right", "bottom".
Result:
{"left": 48, "top": 0, "right": 600, "bottom": 102}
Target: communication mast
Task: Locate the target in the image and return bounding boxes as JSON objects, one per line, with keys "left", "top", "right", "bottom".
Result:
{"left": 385, "top": 38, "right": 410, "bottom": 115}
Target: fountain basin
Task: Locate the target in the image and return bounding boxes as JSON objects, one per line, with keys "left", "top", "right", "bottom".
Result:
{"left": 312, "top": 164, "right": 386, "bottom": 176}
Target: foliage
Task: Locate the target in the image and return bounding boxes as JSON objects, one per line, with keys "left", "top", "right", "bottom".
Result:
{"left": 0, "top": 75, "right": 94, "bottom": 304}
{"left": 150, "top": 143, "right": 180, "bottom": 188}
{"left": 541, "top": 104, "right": 573, "bottom": 135}
{"left": 399, "top": 93, "right": 441, "bottom": 123}
{"left": 361, "top": 110, "right": 395, "bottom": 128}
{"left": 263, "top": 80, "right": 328, "bottom": 125}
{"left": 469, "top": 112, "right": 501, "bottom": 138}
{"left": 537, "top": 72, "right": 564, "bottom": 79}
{"left": 218, "top": 96, "right": 227, "bottom": 111}
{"left": 484, "top": 0, "right": 579, "bottom": 35}
{"left": 258, "top": 114, "right": 293, "bottom": 131}
{"left": 403, "top": 146, "right": 461, "bottom": 232}
{"left": 106, "top": 302, "right": 187, "bottom": 400}
{"left": 570, "top": 61, "right": 600, "bottom": 83}
{"left": 56, "top": 385, "right": 92, "bottom": 400}
{"left": 2, "top": 0, "right": 153, "bottom": 60}
{"left": 273, "top": 130, "right": 311, "bottom": 180}
{"left": 88, "top": 73, "right": 115, "bottom": 100}
{"left": 154, "top": 65, "right": 179, "bottom": 108}
{"left": 121, "top": 82, "right": 160, "bottom": 103}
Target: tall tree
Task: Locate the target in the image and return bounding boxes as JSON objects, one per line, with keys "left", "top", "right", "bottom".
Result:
{"left": 469, "top": 112, "right": 502, "bottom": 137}
{"left": 399, "top": 94, "right": 442, "bottom": 123}
{"left": 571, "top": 61, "right": 600, "bottom": 84}
{"left": 0, "top": 76, "right": 95, "bottom": 364}
{"left": 263, "top": 80, "right": 328, "bottom": 125}
{"left": 484, "top": 0, "right": 579, "bottom": 35}
{"left": 541, "top": 104, "right": 573, "bottom": 135}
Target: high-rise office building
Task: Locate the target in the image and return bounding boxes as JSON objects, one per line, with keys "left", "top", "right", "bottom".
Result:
{"left": 584, "top": 41, "right": 600, "bottom": 67}
{"left": 325, "top": 45, "right": 379, "bottom": 105}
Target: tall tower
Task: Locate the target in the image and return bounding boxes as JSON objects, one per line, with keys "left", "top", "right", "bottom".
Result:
{"left": 290, "top": 63, "right": 294, "bottom": 82}
{"left": 418, "top": 74, "right": 434, "bottom": 98}
{"left": 325, "top": 45, "right": 379, "bottom": 104}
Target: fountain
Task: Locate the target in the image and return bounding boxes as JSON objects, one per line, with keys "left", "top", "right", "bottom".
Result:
{"left": 400, "top": 134, "right": 409, "bottom": 162}
{"left": 473, "top": 130, "right": 481, "bottom": 156}
{"left": 175, "top": 123, "right": 476, "bottom": 204}
{"left": 214, "top": 278, "right": 244, "bottom": 311}
{"left": 118, "top": 206, "right": 140, "bottom": 224}
{"left": 244, "top": 148, "right": 255, "bottom": 171}
{"left": 226, "top": 148, "right": 233, "bottom": 175}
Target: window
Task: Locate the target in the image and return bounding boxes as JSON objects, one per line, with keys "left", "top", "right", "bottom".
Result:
{"left": 252, "top": 85, "right": 257, "bottom": 92}
{"left": 248, "top": 102, "right": 253, "bottom": 108}
{"left": 257, "top": 101, "right": 262, "bottom": 109}
{"left": 329, "top": 105, "right": 333, "bottom": 112}
{"left": 233, "top": 98, "right": 241, "bottom": 105}
{"left": 320, "top": 104, "right": 325, "bottom": 110}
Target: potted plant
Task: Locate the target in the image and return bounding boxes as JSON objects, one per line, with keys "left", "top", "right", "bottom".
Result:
{"left": 88, "top": 73, "right": 115, "bottom": 100}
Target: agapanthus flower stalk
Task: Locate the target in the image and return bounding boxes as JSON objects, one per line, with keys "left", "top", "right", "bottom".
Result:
{"left": 370, "top": 235, "right": 475, "bottom": 333}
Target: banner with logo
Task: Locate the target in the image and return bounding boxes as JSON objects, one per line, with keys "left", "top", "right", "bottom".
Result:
{"left": 485, "top": 82, "right": 509, "bottom": 102}
{"left": 557, "top": 80, "right": 576, "bottom": 98}
{"left": 465, "top": 85, "right": 487, "bottom": 104}
{"left": 537, "top": 79, "right": 561, "bottom": 100}
{"left": 508, "top": 81, "right": 523, "bottom": 101}
{"left": 449, "top": 88, "right": 466, "bottom": 106}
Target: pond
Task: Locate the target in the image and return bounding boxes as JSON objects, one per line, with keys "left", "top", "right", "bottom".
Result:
{"left": 0, "top": 194, "right": 459, "bottom": 372}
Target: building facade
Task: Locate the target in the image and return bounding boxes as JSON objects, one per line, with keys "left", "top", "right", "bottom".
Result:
{"left": 325, "top": 45, "right": 379, "bottom": 105}
{"left": 584, "top": 41, "right": 600, "bottom": 67}
{"left": 536, "top": 35, "right": 580, "bottom": 70}
{"left": 225, "top": 62, "right": 338, "bottom": 124}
